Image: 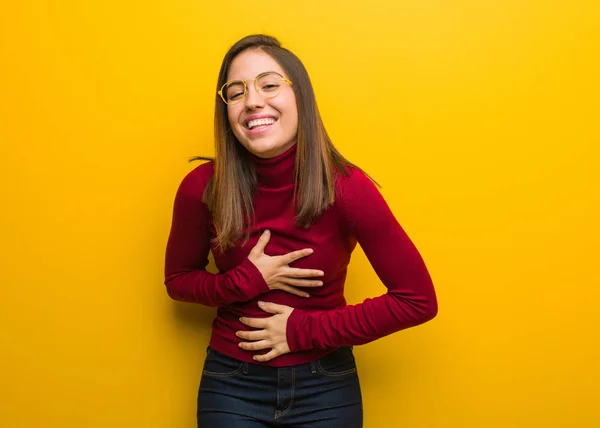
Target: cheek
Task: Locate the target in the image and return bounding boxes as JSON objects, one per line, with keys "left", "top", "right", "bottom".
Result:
{"left": 286, "top": 105, "right": 299, "bottom": 134}
{"left": 276, "top": 98, "right": 298, "bottom": 131}
{"left": 290, "top": 105, "right": 299, "bottom": 127}
{"left": 226, "top": 108, "right": 237, "bottom": 128}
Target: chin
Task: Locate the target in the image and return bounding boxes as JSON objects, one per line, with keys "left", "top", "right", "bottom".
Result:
{"left": 244, "top": 140, "right": 287, "bottom": 158}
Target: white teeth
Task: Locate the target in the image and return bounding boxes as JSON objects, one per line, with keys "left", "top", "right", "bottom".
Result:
{"left": 247, "top": 118, "right": 276, "bottom": 129}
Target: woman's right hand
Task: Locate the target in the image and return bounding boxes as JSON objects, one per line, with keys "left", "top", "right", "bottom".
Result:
{"left": 247, "top": 230, "right": 324, "bottom": 298}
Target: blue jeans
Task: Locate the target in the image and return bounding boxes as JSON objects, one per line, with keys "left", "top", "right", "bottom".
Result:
{"left": 197, "top": 346, "right": 363, "bottom": 427}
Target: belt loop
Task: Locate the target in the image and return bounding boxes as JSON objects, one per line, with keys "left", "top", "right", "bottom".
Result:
{"left": 310, "top": 361, "right": 316, "bottom": 374}
{"left": 242, "top": 362, "right": 249, "bottom": 375}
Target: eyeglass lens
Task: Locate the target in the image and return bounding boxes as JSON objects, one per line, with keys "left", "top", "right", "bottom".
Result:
{"left": 223, "top": 73, "right": 285, "bottom": 104}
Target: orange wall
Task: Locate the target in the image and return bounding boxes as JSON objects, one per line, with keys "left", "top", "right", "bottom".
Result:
{"left": 1, "top": 1, "right": 599, "bottom": 427}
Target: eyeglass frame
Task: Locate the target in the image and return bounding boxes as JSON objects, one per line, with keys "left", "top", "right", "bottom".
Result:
{"left": 217, "top": 71, "right": 293, "bottom": 106}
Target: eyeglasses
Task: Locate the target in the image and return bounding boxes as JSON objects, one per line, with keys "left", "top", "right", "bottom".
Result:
{"left": 217, "top": 71, "right": 293, "bottom": 105}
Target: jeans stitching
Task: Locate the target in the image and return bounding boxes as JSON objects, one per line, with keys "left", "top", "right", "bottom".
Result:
{"left": 276, "top": 368, "right": 280, "bottom": 419}
{"left": 202, "top": 348, "right": 244, "bottom": 377}
{"left": 202, "top": 364, "right": 244, "bottom": 377}
{"left": 315, "top": 359, "right": 357, "bottom": 377}
{"left": 275, "top": 367, "right": 295, "bottom": 419}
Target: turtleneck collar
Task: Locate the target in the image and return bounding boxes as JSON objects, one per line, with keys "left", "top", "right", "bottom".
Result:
{"left": 249, "top": 143, "right": 297, "bottom": 188}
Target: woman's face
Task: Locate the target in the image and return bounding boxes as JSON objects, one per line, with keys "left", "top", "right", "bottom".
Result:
{"left": 225, "top": 49, "right": 298, "bottom": 159}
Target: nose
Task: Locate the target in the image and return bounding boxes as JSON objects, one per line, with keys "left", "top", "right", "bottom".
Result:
{"left": 244, "top": 82, "right": 264, "bottom": 110}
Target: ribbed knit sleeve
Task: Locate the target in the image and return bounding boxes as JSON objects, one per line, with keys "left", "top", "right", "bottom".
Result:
{"left": 164, "top": 164, "right": 269, "bottom": 306}
{"left": 286, "top": 169, "right": 438, "bottom": 351}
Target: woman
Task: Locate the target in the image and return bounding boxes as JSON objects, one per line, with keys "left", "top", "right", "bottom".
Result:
{"left": 165, "top": 34, "right": 438, "bottom": 427}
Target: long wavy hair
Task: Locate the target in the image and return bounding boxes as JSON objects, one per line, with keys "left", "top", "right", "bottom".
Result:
{"left": 193, "top": 34, "right": 372, "bottom": 251}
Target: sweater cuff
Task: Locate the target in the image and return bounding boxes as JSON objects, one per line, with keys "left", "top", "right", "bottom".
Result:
{"left": 236, "top": 258, "right": 270, "bottom": 299}
{"left": 286, "top": 308, "right": 310, "bottom": 352}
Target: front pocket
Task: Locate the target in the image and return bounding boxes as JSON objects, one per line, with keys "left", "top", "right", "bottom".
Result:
{"left": 202, "top": 348, "right": 244, "bottom": 377}
{"left": 315, "top": 347, "right": 357, "bottom": 377}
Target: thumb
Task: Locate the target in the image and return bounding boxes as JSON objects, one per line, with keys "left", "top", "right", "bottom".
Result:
{"left": 251, "top": 230, "right": 271, "bottom": 255}
{"left": 257, "top": 301, "right": 285, "bottom": 314}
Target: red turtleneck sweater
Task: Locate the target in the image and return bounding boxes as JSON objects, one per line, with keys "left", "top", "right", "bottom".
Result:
{"left": 164, "top": 144, "right": 437, "bottom": 367}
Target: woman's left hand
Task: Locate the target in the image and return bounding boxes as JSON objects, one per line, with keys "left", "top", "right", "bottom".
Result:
{"left": 237, "top": 301, "right": 294, "bottom": 362}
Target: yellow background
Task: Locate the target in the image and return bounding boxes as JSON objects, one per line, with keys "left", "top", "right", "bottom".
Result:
{"left": 1, "top": 1, "right": 599, "bottom": 427}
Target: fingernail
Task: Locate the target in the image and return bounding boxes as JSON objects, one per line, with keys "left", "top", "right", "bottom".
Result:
{"left": 258, "top": 301, "right": 265, "bottom": 307}
{"left": 304, "top": 293, "right": 310, "bottom": 298}
{"left": 264, "top": 230, "right": 270, "bottom": 235}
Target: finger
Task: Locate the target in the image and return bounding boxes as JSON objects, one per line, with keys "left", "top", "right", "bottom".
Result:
{"left": 258, "top": 301, "right": 287, "bottom": 314}
{"left": 282, "top": 248, "right": 314, "bottom": 264}
{"left": 253, "top": 349, "right": 280, "bottom": 362}
{"left": 283, "top": 277, "right": 323, "bottom": 288}
{"left": 236, "top": 329, "right": 265, "bottom": 341}
{"left": 239, "top": 316, "right": 268, "bottom": 329}
{"left": 284, "top": 267, "right": 325, "bottom": 278}
{"left": 238, "top": 339, "right": 270, "bottom": 351}
{"left": 250, "top": 230, "right": 271, "bottom": 255}
{"left": 276, "top": 284, "right": 310, "bottom": 298}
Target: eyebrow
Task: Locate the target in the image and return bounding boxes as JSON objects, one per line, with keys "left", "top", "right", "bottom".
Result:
{"left": 228, "top": 70, "right": 283, "bottom": 82}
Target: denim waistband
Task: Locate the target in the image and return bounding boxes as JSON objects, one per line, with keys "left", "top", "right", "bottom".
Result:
{"left": 205, "top": 345, "right": 354, "bottom": 376}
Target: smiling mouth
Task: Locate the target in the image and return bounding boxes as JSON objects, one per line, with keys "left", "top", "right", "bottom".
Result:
{"left": 246, "top": 118, "right": 277, "bottom": 130}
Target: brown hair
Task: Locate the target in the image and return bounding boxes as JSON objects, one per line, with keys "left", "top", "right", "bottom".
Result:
{"left": 194, "top": 34, "right": 373, "bottom": 251}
